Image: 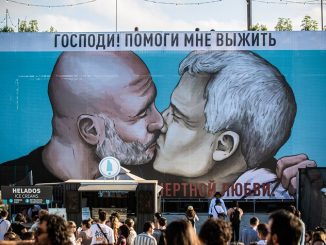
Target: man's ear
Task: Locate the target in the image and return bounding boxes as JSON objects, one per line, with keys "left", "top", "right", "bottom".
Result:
{"left": 77, "top": 115, "right": 105, "bottom": 145}
{"left": 213, "top": 131, "right": 240, "bottom": 161}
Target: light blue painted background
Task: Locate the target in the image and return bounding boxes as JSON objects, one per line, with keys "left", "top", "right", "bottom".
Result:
{"left": 0, "top": 51, "right": 325, "bottom": 166}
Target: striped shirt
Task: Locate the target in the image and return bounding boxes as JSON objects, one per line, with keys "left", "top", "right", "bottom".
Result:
{"left": 133, "top": 232, "right": 157, "bottom": 245}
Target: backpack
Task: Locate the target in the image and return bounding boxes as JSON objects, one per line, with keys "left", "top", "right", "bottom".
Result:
{"left": 230, "top": 208, "right": 241, "bottom": 224}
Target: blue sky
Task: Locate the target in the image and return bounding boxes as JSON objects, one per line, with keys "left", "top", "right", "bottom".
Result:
{"left": 0, "top": 0, "right": 324, "bottom": 31}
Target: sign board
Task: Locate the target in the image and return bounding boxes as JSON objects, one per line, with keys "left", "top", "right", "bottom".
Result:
{"left": 82, "top": 207, "right": 91, "bottom": 220}
{"left": 1, "top": 186, "right": 52, "bottom": 205}
{"left": 0, "top": 32, "right": 325, "bottom": 200}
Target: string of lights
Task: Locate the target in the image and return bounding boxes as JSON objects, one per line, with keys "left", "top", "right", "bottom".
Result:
{"left": 144, "top": 0, "right": 222, "bottom": 5}
{"left": 3, "top": 0, "right": 97, "bottom": 8}
{"left": 144, "top": 0, "right": 324, "bottom": 5}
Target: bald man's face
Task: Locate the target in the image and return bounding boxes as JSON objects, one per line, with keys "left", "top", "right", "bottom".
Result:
{"left": 51, "top": 52, "right": 163, "bottom": 165}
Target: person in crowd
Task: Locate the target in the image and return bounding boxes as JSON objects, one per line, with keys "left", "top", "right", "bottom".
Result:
{"left": 311, "top": 231, "right": 326, "bottom": 245}
{"left": 239, "top": 216, "right": 259, "bottom": 245}
{"left": 256, "top": 223, "right": 268, "bottom": 245}
{"left": 3, "top": 231, "right": 21, "bottom": 241}
{"left": 284, "top": 205, "right": 305, "bottom": 245}
{"left": 210, "top": 199, "right": 226, "bottom": 219}
{"left": 29, "top": 209, "right": 49, "bottom": 233}
{"left": 116, "top": 224, "right": 130, "bottom": 245}
{"left": 153, "top": 213, "right": 162, "bottom": 230}
{"left": 124, "top": 218, "right": 137, "bottom": 245}
{"left": 90, "top": 211, "right": 114, "bottom": 245}
{"left": 152, "top": 217, "right": 167, "bottom": 245}
{"left": 209, "top": 192, "right": 227, "bottom": 217}
{"left": 199, "top": 218, "right": 232, "bottom": 245}
{"left": 228, "top": 205, "right": 243, "bottom": 242}
{"left": 268, "top": 209, "right": 303, "bottom": 245}
{"left": 166, "top": 220, "right": 201, "bottom": 245}
{"left": 36, "top": 214, "right": 72, "bottom": 245}
{"left": 108, "top": 215, "right": 120, "bottom": 243}
{"left": 133, "top": 221, "right": 157, "bottom": 245}
{"left": 78, "top": 219, "right": 92, "bottom": 245}
{"left": 0, "top": 210, "right": 11, "bottom": 241}
{"left": 185, "top": 206, "right": 199, "bottom": 233}
{"left": 27, "top": 205, "right": 41, "bottom": 220}
{"left": 10, "top": 213, "right": 28, "bottom": 239}
{"left": 305, "top": 230, "right": 313, "bottom": 245}
{"left": 68, "top": 221, "right": 82, "bottom": 245}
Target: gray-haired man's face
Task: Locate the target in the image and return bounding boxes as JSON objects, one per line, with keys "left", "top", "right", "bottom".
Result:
{"left": 153, "top": 72, "right": 218, "bottom": 177}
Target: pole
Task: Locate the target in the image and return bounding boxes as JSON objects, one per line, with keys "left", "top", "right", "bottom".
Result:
{"left": 322, "top": 0, "right": 324, "bottom": 30}
{"left": 5, "top": 9, "right": 8, "bottom": 28}
{"left": 247, "top": 0, "right": 252, "bottom": 31}
{"left": 115, "top": 0, "right": 118, "bottom": 32}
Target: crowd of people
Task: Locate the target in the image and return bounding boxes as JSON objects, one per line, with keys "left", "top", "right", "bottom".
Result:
{"left": 0, "top": 203, "right": 325, "bottom": 245}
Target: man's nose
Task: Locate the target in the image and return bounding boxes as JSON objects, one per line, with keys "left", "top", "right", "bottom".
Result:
{"left": 160, "top": 108, "right": 171, "bottom": 134}
{"left": 147, "top": 106, "right": 164, "bottom": 132}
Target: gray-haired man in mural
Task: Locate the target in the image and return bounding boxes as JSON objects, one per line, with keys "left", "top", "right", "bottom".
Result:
{"left": 152, "top": 51, "right": 316, "bottom": 198}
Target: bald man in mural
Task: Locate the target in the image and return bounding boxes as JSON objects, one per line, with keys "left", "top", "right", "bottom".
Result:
{"left": 150, "top": 51, "right": 316, "bottom": 198}
{"left": 0, "top": 51, "right": 163, "bottom": 184}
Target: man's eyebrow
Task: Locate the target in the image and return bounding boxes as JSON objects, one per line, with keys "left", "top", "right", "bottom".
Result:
{"left": 131, "top": 85, "right": 157, "bottom": 118}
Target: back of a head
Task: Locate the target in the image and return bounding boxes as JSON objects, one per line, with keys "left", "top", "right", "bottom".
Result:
{"left": 166, "top": 220, "right": 199, "bottom": 245}
{"left": 0, "top": 210, "right": 8, "bottom": 218}
{"left": 269, "top": 209, "right": 303, "bottom": 245}
{"left": 257, "top": 223, "right": 268, "bottom": 238}
{"left": 99, "top": 211, "right": 107, "bottom": 222}
{"left": 119, "top": 224, "right": 130, "bottom": 238}
{"left": 250, "top": 217, "right": 259, "bottom": 226}
{"left": 125, "top": 218, "right": 134, "bottom": 228}
{"left": 38, "top": 209, "right": 49, "bottom": 219}
{"left": 82, "top": 219, "right": 91, "bottom": 229}
{"left": 179, "top": 51, "right": 297, "bottom": 168}
{"left": 14, "top": 213, "right": 25, "bottom": 223}
{"left": 143, "top": 221, "right": 154, "bottom": 233}
{"left": 199, "top": 218, "right": 232, "bottom": 245}
{"left": 154, "top": 212, "right": 162, "bottom": 220}
{"left": 159, "top": 217, "right": 167, "bottom": 227}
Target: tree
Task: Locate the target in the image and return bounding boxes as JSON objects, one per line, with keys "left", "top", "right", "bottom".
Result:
{"left": 300, "top": 15, "right": 318, "bottom": 31}
{"left": 0, "top": 26, "right": 14, "bottom": 32}
{"left": 250, "top": 23, "right": 268, "bottom": 31}
{"left": 275, "top": 18, "right": 293, "bottom": 31}
{"left": 19, "top": 20, "right": 39, "bottom": 32}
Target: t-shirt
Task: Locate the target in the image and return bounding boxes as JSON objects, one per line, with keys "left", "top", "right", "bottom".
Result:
{"left": 90, "top": 223, "right": 114, "bottom": 245}
{"left": 0, "top": 218, "right": 11, "bottom": 240}
{"left": 211, "top": 205, "right": 225, "bottom": 218}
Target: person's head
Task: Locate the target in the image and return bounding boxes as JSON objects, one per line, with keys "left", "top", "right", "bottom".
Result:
{"left": 257, "top": 223, "right": 268, "bottom": 240}
{"left": 214, "top": 192, "right": 222, "bottom": 198}
{"left": 159, "top": 217, "right": 167, "bottom": 228}
{"left": 0, "top": 210, "right": 8, "bottom": 219}
{"left": 38, "top": 209, "right": 49, "bottom": 219}
{"left": 154, "top": 212, "right": 162, "bottom": 223}
{"left": 125, "top": 218, "right": 135, "bottom": 229}
{"left": 37, "top": 214, "right": 71, "bottom": 245}
{"left": 185, "top": 206, "right": 196, "bottom": 218}
{"left": 44, "top": 51, "right": 163, "bottom": 180}
{"left": 250, "top": 217, "right": 259, "bottom": 227}
{"left": 312, "top": 231, "right": 326, "bottom": 244}
{"left": 67, "top": 221, "right": 77, "bottom": 234}
{"left": 119, "top": 224, "right": 130, "bottom": 238}
{"left": 199, "top": 218, "right": 232, "bottom": 245}
{"left": 154, "top": 51, "right": 296, "bottom": 180}
{"left": 166, "top": 220, "right": 201, "bottom": 245}
{"left": 143, "top": 221, "right": 154, "bottom": 234}
{"left": 305, "top": 230, "right": 313, "bottom": 243}
{"left": 81, "top": 219, "right": 91, "bottom": 230}
{"left": 21, "top": 231, "right": 35, "bottom": 240}
{"left": 15, "top": 213, "right": 26, "bottom": 223}
{"left": 99, "top": 211, "right": 107, "bottom": 223}
{"left": 4, "top": 231, "right": 21, "bottom": 241}
{"left": 268, "top": 209, "right": 303, "bottom": 245}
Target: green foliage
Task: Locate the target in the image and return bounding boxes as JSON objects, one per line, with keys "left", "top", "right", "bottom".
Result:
{"left": 0, "top": 26, "right": 14, "bottom": 32}
{"left": 300, "top": 15, "right": 318, "bottom": 31}
{"left": 275, "top": 18, "right": 293, "bottom": 31}
{"left": 19, "top": 20, "right": 39, "bottom": 32}
{"left": 250, "top": 23, "right": 268, "bottom": 31}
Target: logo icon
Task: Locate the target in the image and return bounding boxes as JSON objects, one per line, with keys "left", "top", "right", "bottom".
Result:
{"left": 99, "top": 157, "right": 121, "bottom": 179}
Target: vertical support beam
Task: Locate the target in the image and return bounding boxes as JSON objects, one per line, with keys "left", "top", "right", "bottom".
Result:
{"left": 247, "top": 0, "right": 252, "bottom": 31}
{"left": 322, "top": 0, "right": 324, "bottom": 30}
{"left": 115, "top": 0, "right": 118, "bottom": 32}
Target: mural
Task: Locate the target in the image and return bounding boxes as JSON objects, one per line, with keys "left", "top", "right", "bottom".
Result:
{"left": 0, "top": 33, "right": 325, "bottom": 200}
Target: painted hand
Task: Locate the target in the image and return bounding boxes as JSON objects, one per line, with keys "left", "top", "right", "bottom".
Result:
{"left": 276, "top": 154, "right": 317, "bottom": 195}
